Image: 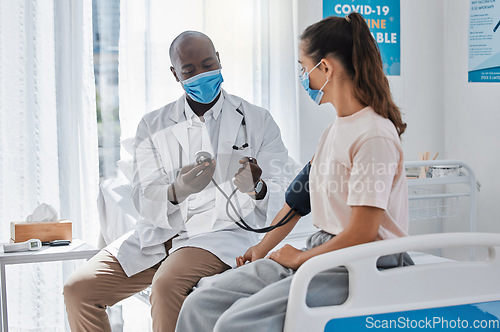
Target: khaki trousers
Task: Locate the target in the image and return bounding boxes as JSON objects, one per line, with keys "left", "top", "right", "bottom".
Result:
{"left": 63, "top": 240, "right": 230, "bottom": 332}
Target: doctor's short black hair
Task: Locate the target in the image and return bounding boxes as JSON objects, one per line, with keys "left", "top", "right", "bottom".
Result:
{"left": 169, "top": 31, "right": 216, "bottom": 64}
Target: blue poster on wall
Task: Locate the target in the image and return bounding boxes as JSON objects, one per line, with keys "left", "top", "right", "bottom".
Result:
{"left": 468, "top": 0, "right": 500, "bottom": 83}
{"left": 323, "top": 0, "right": 401, "bottom": 76}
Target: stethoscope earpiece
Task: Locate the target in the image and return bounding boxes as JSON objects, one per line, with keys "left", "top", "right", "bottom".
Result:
{"left": 233, "top": 108, "right": 249, "bottom": 151}
{"left": 232, "top": 143, "right": 249, "bottom": 150}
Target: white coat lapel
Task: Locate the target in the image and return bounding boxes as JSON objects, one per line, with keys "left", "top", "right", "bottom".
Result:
{"left": 168, "top": 96, "right": 190, "bottom": 221}
{"left": 216, "top": 93, "right": 243, "bottom": 181}
{"left": 170, "top": 96, "right": 189, "bottom": 169}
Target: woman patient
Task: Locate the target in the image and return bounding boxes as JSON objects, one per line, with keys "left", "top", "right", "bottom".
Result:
{"left": 175, "top": 12, "right": 412, "bottom": 332}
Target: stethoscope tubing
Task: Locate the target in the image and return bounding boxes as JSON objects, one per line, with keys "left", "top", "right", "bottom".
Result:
{"left": 211, "top": 178, "right": 297, "bottom": 233}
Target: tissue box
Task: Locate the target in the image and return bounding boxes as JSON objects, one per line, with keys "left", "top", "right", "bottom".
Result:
{"left": 10, "top": 220, "right": 72, "bottom": 243}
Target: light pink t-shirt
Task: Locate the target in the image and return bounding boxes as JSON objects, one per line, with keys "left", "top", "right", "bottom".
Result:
{"left": 309, "top": 106, "right": 409, "bottom": 240}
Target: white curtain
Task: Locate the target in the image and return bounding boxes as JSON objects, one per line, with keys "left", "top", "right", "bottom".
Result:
{"left": 0, "top": 0, "right": 98, "bottom": 330}
{"left": 119, "top": 0, "right": 301, "bottom": 161}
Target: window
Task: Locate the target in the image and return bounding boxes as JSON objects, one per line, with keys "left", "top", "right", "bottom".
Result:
{"left": 91, "top": 0, "right": 299, "bottom": 179}
{"left": 92, "top": 0, "right": 121, "bottom": 179}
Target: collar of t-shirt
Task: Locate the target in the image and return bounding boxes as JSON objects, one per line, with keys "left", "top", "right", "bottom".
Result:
{"left": 184, "top": 94, "right": 224, "bottom": 126}
{"left": 183, "top": 94, "right": 224, "bottom": 159}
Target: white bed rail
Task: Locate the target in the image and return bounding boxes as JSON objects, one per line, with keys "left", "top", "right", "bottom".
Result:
{"left": 284, "top": 232, "right": 500, "bottom": 332}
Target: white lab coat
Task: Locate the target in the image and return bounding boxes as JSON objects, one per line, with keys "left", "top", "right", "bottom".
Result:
{"left": 106, "top": 90, "right": 290, "bottom": 277}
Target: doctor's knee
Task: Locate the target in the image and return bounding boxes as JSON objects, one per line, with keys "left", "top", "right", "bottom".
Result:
{"left": 63, "top": 273, "right": 95, "bottom": 308}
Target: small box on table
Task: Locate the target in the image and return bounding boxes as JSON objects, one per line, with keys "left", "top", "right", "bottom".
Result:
{"left": 10, "top": 220, "right": 72, "bottom": 243}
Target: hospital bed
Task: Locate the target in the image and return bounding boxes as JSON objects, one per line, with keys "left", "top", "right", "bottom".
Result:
{"left": 284, "top": 160, "right": 500, "bottom": 331}
{"left": 284, "top": 232, "right": 500, "bottom": 331}
{"left": 98, "top": 159, "right": 500, "bottom": 329}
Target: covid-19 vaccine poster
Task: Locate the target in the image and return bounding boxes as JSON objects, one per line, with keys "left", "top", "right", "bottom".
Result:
{"left": 468, "top": 0, "right": 500, "bottom": 82}
{"left": 323, "top": 0, "right": 400, "bottom": 76}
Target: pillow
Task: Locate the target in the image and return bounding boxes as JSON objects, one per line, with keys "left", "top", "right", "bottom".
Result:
{"left": 120, "top": 137, "right": 135, "bottom": 157}
{"left": 117, "top": 158, "right": 134, "bottom": 183}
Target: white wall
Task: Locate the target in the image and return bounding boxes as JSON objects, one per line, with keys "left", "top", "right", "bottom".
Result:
{"left": 443, "top": 0, "right": 500, "bottom": 234}
{"left": 396, "top": 0, "right": 445, "bottom": 161}
{"left": 295, "top": 0, "right": 337, "bottom": 164}
{"left": 295, "top": 0, "right": 500, "bottom": 235}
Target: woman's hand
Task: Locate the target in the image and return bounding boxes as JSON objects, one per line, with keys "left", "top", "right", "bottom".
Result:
{"left": 268, "top": 244, "right": 304, "bottom": 270}
{"left": 236, "top": 244, "right": 267, "bottom": 267}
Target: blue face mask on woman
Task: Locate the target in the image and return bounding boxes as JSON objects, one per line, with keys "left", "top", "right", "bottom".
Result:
{"left": 300, "top": 62, "right": 329, "bottom": 104}
{"left": 181, "top": 69, "right": 223, "bottom": 104}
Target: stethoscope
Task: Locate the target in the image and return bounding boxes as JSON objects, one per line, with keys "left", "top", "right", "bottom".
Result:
{"left": 176, "top": 107, "right": 296, "bottom": 233}
{"left": 232, "top": 109, "right": 249, "bottom": 151}
{"left": 178, "top": 107, "right": 249, "bottom": 171}
{"left": 194, "top": 150, "right": 297, "bottom": 234}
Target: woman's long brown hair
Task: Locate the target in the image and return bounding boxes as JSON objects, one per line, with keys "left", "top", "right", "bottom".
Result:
{"left": 300, "top": 12, "right": 407, "bottom": 137}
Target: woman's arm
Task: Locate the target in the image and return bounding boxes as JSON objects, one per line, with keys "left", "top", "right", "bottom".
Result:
{"left": 269, "top": 205, "right": 383, "bottom": 270}
{"left": 236, "top": 203, "right": 301, "bottom": 266}
{"left": 237, "top": 155, "right": 316, "bottom": 266}
{"left": 259, "top": 203, "right": 302, "bottom": 254}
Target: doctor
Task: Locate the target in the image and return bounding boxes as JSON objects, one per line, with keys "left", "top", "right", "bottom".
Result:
{"left": 64, "top": 31, "right": 289, "bottom": 332}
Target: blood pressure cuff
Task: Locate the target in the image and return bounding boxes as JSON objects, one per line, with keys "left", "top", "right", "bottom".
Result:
{"left": 285, "top": 162, "right": 311, "bottom": 216}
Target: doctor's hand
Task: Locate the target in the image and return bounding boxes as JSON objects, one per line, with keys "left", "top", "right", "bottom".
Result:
{"left": 236, "top": 244, "right": 268, "bottom": 267}
{"left": 234, "top": 157, "right": 266, "bottom": 199}
{"left": 168, "top": 160, "right": 216, "bottom": 204}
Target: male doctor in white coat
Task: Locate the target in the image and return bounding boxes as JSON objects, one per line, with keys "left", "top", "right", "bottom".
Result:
{"left": 63, "top": 31, "right": 289, "bottom": 332}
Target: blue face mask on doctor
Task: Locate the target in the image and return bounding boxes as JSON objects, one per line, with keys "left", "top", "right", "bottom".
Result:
{"left": 181, "top": 69, "right": 223, "bottom": 104}
{"left": 300, "top": 61, "right": 329, "bottom": 105}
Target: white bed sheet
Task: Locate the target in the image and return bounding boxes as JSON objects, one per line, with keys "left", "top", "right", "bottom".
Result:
{"left": 97, "top": 174, "right": 139, "bottom": 246}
